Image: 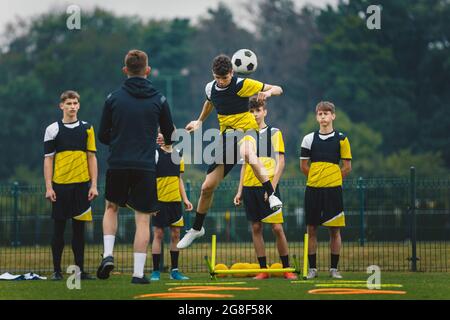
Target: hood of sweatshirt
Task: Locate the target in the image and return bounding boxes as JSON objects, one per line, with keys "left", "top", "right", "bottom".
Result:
{"left": 122, "top": 77, "right": 159, "bottom": 98}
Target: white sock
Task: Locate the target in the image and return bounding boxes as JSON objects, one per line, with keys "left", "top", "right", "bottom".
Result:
{"left": 133, "top": 253, "right": 147, "bottom": 278}
{"left": 103, "top": 235, "right": 115, "bottom": 257}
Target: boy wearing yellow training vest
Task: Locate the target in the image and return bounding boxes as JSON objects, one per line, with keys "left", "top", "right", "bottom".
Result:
{"left": 43, "top": 90, "right": 98, "bottom": 281}
{"left": 151, "top": 133, "right": 193, "bottom": 281}
{"left": 300, "top": 101, "right": 352, "bottom": 279}
{"left": 234, "top": 97, "right": 296, "bottom": 280}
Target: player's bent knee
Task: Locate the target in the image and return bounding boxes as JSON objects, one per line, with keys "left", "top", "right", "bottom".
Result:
{"left": 201, "top": 182, "right": 217, "bottom": 195}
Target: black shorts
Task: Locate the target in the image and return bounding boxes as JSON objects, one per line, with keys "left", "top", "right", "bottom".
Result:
{"left": 52, "top": 182, "right": 91, "bottom": 221}
{"left": 105, "top": 169, "right": 159, "bottom": 213}
{"left": 152, "top": 202, "right": 184, "bottom": 228}
{"left": 304, "top": 186, "right": 345, "bottom": 227}
{"left": 206, "top": 130, "right": 257, "bottom": 178}
{"left": 242, "top": 186, "right": 283, "bottom": 223}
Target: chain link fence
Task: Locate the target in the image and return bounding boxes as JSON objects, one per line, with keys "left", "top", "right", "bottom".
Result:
{"left": 1, "top": 168, "right": 449, "bottom": 274}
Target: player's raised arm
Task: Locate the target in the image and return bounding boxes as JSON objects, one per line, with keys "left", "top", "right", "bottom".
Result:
{"left": 185, "top": 100, "right": 214, "bottom": 133}
{"left": 257, "top": 84, "right": 283, "bottom": 102}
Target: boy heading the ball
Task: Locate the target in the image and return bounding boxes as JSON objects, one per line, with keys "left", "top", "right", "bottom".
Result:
{"left": 178, "top": 54, "right": 283, "bottom": 249}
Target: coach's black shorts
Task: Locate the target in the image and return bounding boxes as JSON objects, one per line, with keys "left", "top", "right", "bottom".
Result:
{"left": 52, "top": 182, "right": 92, "bottom": 221}
{"left": 242, "top": 186, "right": 284, "bottom": 223}
{"left": 206, "top": 130, "right": 257, "bottom": 178}
{"left": 152, "top": 202, "right": 184, "bottom": 228}
{"left": 304, "top": 186, "right": 345, "bottom": 227}
{"left": 105, "top": 169, "right": 159, "bottom": 214}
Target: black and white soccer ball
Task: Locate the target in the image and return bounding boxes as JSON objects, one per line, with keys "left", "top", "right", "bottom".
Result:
{"left": 232, "top": 49, "right": 258, "bottom": 74}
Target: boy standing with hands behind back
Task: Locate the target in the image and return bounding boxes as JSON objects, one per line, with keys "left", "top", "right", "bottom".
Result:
{"left": 300, "top": 101, "right": 352, "bottom": 279}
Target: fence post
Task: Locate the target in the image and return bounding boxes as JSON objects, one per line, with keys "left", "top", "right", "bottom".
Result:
{"left": 410, "top": 166, "right": 418, "bottom": 272}
{"left": 358, "top": 177, "right": 365, "bottom": 246}
{"left": 11, "top": 181, "right": 20, "bottom": 247}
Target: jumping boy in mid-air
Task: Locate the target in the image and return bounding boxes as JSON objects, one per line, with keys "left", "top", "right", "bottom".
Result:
{"left": 178, "top": 54, "right": 283, "bottom": 249}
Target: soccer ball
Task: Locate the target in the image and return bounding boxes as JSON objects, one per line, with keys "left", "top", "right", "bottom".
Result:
{"left": 232, "top": 49, "right": 258, "bottom": 74}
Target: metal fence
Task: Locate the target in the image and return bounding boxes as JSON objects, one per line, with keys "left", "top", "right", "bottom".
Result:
{"left": 1, "top": 168, "right": 449, "bottom": 274}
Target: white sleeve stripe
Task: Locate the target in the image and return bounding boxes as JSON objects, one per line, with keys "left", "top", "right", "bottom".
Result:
{"left": 301, "top": 132, "right": 314, "bottom": 149}
{"left": 300, "top": 157, "right": 310, "bottom": 159}
{"left": 44, "top": 152, "right": 56, "bottom": 157}
{"left": 205, "top": 81, "right": 214, "bottom": 100}
{"left": 44, "top": 122, "right": 59, "bottom": 142}
{"left": 236, "top": 77, "right": 244, "bottom": 84}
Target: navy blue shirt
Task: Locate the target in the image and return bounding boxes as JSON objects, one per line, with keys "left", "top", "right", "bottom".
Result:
{"left": 98, "top": 77, "right": 174, "bottom": 171}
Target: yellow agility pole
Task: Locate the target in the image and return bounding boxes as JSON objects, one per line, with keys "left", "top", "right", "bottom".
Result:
{"left": 303, "top": 232, "right": 308, "bottom": 280}
{"left": 211, "top": 234, "right": 217, "bottom": 269}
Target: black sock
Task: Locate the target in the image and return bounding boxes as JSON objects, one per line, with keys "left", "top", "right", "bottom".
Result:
{"left": 170, "top": 251, "right": 179, "bottom": 270}
{"left": 262, "top": 181, "right": 274, "bottom": 196}
{"left": 51, "top": 219, "right": 66, "bottom": 273}
{"left": 280, "top": 255, "right": 289, "bottom": 268}
{"left": 193, "top": 212, "right": 206, "bottom": 231}
{"left": 257, "top": 256, "right": 267, "bottom": 269}
{"left": 152, "top": 254, "right": 161, "bottom": 271}
{"left": 308, "top": 254, "right": 317, "bottom": 269}
{"left": 331, "top": 254, "right": 340, "bottom": 269}
{"left": 71, "top": 220, "right": 85, "bottom": 272}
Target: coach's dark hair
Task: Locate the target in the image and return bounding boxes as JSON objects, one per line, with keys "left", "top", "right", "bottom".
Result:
{"left": 60, "top": 90, "right": 80, "bottom": 103}
{"left": 125, "top": 49, "right": 148, "bottom": 76}
{"left": 248, "top": 96, "right": 266, "bottom": 110}
{"left": 212, "top": 54, "right": 233, "bottom": 76}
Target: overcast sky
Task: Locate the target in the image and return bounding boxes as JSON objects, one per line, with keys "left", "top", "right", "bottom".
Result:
{"left": 2, "top": 0, "right": 337, "bottom": 32}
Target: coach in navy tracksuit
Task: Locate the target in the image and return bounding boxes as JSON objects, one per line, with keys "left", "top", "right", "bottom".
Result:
{"left": 96, "top": 49, "right": 175, "bottom": 284}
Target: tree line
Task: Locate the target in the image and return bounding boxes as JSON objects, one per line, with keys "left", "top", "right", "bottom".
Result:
{"left": 0, "top": 0, "right": 449, "bottom": 184}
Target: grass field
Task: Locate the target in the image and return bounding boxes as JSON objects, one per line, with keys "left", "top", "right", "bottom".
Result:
{"left": 1, "top": 272, "right": 449, "bottom": 300}
{"left": 2, "top": 241, "right": 450, "bottom": 273}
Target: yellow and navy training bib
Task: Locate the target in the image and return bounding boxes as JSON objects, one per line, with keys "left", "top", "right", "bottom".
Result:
{"left": 44, "top": 120, "right": 96, "bottom": 184}
{"left": 300, "top": 130, "right": 352, "bottom": 188}
{"left": 205, "top": 76, "right": 264, "bottom": 133}
{"left": 243, "top": 126, "right": 285, "bottom": 187}
{"left": 155, "top": 148, "right": 184, "bottom": 202}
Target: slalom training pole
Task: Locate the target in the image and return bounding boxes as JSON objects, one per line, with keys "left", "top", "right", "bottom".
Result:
{"left": 303, "top": 232, "right": 309, "bottom": 280}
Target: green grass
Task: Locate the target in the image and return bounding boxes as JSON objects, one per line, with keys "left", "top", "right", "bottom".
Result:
{"left": 2, "top": 241, "right": 450, "bottom": 273}
{"left": 1, "top": 272, "right": 449, "bottom": 300}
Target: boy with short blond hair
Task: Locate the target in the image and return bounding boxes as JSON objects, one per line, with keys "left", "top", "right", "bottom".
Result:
{"left": 300, "top": 101, "right": 352, "bottom": 279}
{"left": 44, "top": 90, "right": 98, "bottom": 281}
